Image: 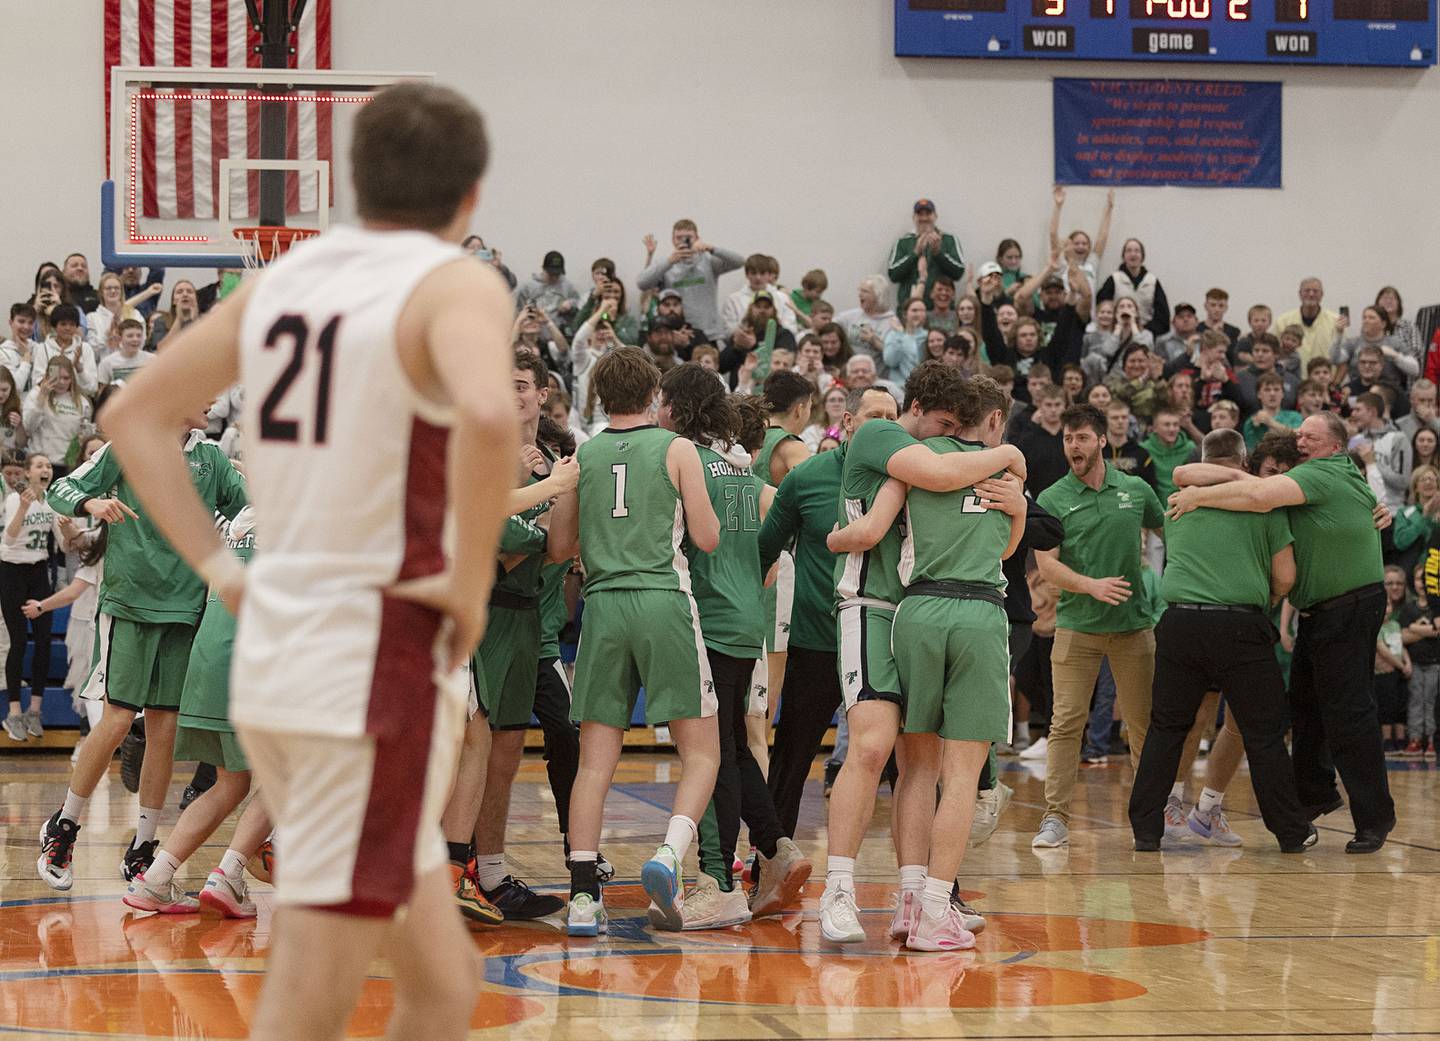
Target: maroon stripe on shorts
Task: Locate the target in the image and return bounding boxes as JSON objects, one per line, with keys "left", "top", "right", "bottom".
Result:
{"left": 342, "top": 596, "right": 441, "bottom": 913}
{"left": 342, "top": 417, "right": 449, "bottom": 912}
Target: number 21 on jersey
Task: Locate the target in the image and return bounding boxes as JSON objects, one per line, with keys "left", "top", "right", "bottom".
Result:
{"left": 259, "top": 314, "right": 341, "bottom": 444}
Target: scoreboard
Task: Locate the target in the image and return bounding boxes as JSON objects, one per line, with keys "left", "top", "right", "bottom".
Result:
{"left": 895, "top": 0, "right": 1437, "bottom": 65}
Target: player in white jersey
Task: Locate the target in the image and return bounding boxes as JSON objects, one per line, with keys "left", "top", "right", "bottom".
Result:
{"left": 102, "top": 84, "right": 519, "bottom": 1041}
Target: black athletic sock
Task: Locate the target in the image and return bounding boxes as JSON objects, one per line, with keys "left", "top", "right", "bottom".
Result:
{"left": 570, "top": 859, "right": 599, "bottom": 900}
{"left": 446, "top": 841, "right": 471, "bottom": 868}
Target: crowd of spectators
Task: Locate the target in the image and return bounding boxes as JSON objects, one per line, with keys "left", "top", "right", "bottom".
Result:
{"left": 10, "top": 190, "right": 1440, "bottom": 757}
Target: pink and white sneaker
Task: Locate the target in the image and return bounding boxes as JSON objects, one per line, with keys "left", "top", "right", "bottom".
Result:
{"left": 199, "top": 869, "right": 257, "bottom": 919}
{"left": 123, "top": 875, "right": 200, "bottom": 915}
{"left": 905, "top": 903, "right": 977, "bottom": 952}
{"left": 889, "top": 889, "right": 920, "bottom": 940}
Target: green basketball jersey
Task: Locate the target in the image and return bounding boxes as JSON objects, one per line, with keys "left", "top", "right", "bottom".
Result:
{"left": 836, "top": 418, "right": 918, "bottom": 605}
{"left": 495, "top": 448, "right": 555, "bottom": 600}
{"left": 577, "top": 425, "right": 686, "bottom": 594}
{"left": 898, "top": 439, "right": 1010, "bottom": 591}
{"left": 179, "top": 507, "right": 257, "bottom": 733}
{"left": 754, "top": 426, "right": 800, "bottom": 487}
{"left": 688, "top": 444, "right": 767, "bottom": 658}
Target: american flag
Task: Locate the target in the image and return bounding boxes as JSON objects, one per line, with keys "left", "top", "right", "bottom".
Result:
{"left": 104, "top": 0, "right": 333, "bottom": 221}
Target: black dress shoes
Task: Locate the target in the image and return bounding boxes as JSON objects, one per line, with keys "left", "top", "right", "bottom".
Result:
{"left": 1280, "top": 825, "right": 1318, "bottom": 854}
{"left": 1345, "top": 820, "right": 1394, "bottom": 854}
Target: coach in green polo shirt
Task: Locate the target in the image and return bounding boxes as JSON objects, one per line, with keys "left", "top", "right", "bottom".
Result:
{"left": 1168, "top": 412, "right": 1394, "bottom": 853}
{"left": 1033, "top": 403, "right": 1164, "bottom": 849}
{"left": 1128, "top": 428, "right": 1314, "bottom": 853}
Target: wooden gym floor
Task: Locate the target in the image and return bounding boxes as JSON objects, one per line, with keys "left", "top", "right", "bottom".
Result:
{"left": 1, "top": 745, "right": 1436, "bottom": 1040}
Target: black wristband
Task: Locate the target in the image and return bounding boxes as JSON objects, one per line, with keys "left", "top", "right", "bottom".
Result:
{"left": 73, "top": 497, "right": 92, "bottom": 516}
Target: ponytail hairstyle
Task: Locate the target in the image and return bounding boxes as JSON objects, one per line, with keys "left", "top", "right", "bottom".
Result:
{"left": 659, "top": 363, "right": 740, "bottom": 447}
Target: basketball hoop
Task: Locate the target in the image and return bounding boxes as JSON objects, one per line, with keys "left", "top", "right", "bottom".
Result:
{"left": 233, "top": 225, "right": 321, "bottom": 268}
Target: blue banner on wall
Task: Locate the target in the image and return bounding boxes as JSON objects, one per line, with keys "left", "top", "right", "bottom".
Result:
{"left": 1054, "top": 78, "right": 1281, "bottom": 190}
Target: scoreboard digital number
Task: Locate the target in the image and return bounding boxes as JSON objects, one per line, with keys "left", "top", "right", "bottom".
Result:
{"left": 896, "top": 0, "right": 1436, "bottom": 65}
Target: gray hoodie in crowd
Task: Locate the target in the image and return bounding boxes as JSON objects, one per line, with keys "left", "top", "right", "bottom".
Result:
{"left": 636, "top": 247, "right": 745, "bottom": 341}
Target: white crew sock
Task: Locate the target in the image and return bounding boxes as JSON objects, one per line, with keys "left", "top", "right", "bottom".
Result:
{"left": 60, "top": 788, "right": 89, "bottom": 825}
{"left": 145, "top": 850, "right": 181, "bottom": 886}
{"left": 1169, "top": 781, "right": 1186, "bottom": 803}
{"left": 136, "top": 806, "right": 162, "bottom": 844}
{"left": 826, "top": 855, "right": 856, "bottom": 892}
{"left": 662, "top": 814, "right": 697, "bottom": 863}
{"left": 899, "top": 864, "right": 927, "bottom": 893}
{"left": 218, "top": 849, "right": 248, "bottom": 881}
{"left": 921, "top": 875, "right": 952, "bottom": 920}
{"left": 1197, "top": 787, "right": 1225, "bottom": 815}
{"left": 474, "top": 853, "right": 508, "bottom": 890}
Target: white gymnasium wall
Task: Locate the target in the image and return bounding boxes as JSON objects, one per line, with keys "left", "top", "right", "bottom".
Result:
{"left": 4, "top": 0, "right": 1437, "bottom": 319}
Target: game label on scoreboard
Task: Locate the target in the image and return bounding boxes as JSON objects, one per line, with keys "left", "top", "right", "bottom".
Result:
{"left": 896, "top": 0, "right": 1436, "bottom": 65}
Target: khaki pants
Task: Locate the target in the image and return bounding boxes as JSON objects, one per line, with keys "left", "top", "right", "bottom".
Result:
{"left": 1045, "top": 627, "right": 1155, "bottom": 825}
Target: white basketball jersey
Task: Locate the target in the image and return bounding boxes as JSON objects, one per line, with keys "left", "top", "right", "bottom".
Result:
{"left": 231, "top": 225, "right": 466, "bottom": 738}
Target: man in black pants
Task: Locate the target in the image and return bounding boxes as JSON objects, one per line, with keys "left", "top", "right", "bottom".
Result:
{"left": 760, "top": 387, "right": 899, "bottom": 837}
{"left": 533, "top": 653, "right": 579, "bottom": 852}
{"left": 1131, "top": 429, "right": 1314, "bottom": 852}
{"left": 1168, "top": 413, "right": 1394, "bottom": 853}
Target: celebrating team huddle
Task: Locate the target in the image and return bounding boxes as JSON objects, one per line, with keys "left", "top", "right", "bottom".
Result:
{"left": 17, "top": 79, "right": 1400, "bottom": 1041}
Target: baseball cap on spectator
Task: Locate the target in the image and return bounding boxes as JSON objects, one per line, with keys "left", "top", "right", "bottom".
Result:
{"left": 1041, "top": 274, "right": 1065, "bottom": 290}
{"left": 542, "top": 251, "right": 565, "bottom": 274}
{"left": 913, "top": 198, "right": 936, "bottom": 214}
{"left": 977, "top": 261, "right": 1003, "bottom": 279}
{"left": 1174, "top": 302, "right": 1197, "bottom": 316}
{"left": 649, "top": 314, "right": 685, "bottom": 333}
{"left": 658, "top": 289, "right": 682, "bottom": 302}
{"left": 50, "top": 304, "right": 82, "bottom": 326}
{"left": 753, "top": 290, "right": 774, "bottom": 303}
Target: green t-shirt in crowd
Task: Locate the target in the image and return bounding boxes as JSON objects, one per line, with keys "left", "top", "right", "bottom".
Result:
{"left": 1037, "top": 463, "right": 1165, "bottom": 634}
{"left": 48, "top": 433, "right": 248, "bottom": 624}
{"left": 898, "top": 438, "right": 1009, "bottom": 591}
{"left": 1242, "top": 411, "right": 1302, "bottom": 453}
{"left": 576, "top": 425, "right": 683, "bottom": 595}
{"left": 1162, "top": 503, "right": 1293, "bottom": 609}
{"left": 1139, "top": 431, "right": 1196, "bottom": 503}
{"left": 1285, "top": 452, "right": 1383, "bottom": 609}
{"left": 688, "top": 444, "right": 767, "bottom": 659}
{"left": 836, "top": 418, "right": 917, "bottom": 605}
{"left": 759, "top": 443, "right": 844, "bottom": 653}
